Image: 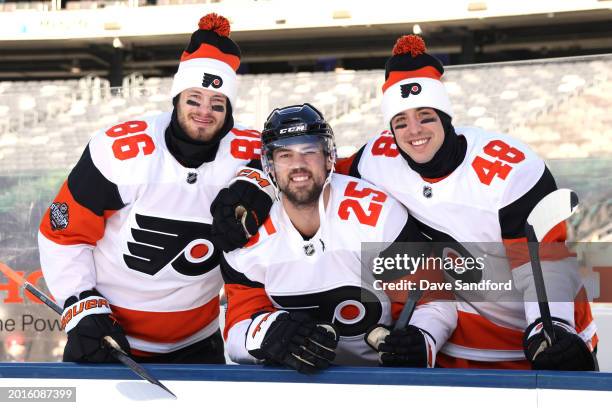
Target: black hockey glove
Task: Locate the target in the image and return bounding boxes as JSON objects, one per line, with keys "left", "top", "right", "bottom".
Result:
{"left": 211, "top": 180, "right": 273, "bottom": 252}
{"left": 366, "top": 324, "right": 436, "bottom": 367}
{"left": 62, "top": 290, "right": 130, "bottom": 363}
{"left": 523, "top": 318, "right": 597, "bottom": 371}
{"left": 246, "top": 311, "right": 338, "bottom": 374}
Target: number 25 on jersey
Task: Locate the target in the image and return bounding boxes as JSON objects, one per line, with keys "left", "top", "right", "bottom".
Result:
{"left": 338, "top": 181, "right": 388, "bottom": 227}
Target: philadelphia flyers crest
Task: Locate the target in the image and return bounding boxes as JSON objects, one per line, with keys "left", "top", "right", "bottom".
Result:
{"left": 124, "top": 213, "right": 219, "bottom": 277}
{"left": 271, "top": 286, "right": 383, "bottom": 338}
{"left": 202, "top": 72, "right": 223, "bottom": 89}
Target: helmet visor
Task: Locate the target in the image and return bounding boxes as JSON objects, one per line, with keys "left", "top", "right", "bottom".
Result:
{"left": 266, "top": 136, "right": 328, "bottom": 168}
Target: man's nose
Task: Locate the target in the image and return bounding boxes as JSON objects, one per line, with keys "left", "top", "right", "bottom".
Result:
{"left": 290, "top": 152, "right": 309, "bottom": 167}
{"left": 195, "top": 99, "right": 214, "bottom": 114}
{"left": 405, "top": 115, "right": 422, "bottom": 135}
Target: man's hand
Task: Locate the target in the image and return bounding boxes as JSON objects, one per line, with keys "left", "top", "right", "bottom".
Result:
{"left": 62, "top": 290, "right": 130, "bottom": 363}
{"left": 211, "top": 180, "right": 273, "bottom": 251}
{"left": 524, "top": 318, "right": 597, "bottom": 371}
{"left": 366, "top": 324, "right": 436, "bottom": 367}
{"left": 246, "top": 311, "right": 338, "bottom": 374}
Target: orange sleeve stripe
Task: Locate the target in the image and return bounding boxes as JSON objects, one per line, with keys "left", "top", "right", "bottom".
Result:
{"left": 335, "top": 155, "right": 356, "bottom": 176}
{"left": 503, "top": 221, "right": 572, "bottom": 270}
{"left": 449, "top": 310, "right": 525, "bottom": 351}
{"left": 574, "top": 288, "right": 599, "bottom": 349}
{"left": 110, "top": 296, "right": 220, "bottom": 344}
{"left": 39, "top": 180, "right": 109, "bottom": 246}
{"left": 224, "top": 283, "right": 275, "bottom": 339}
{"left": 391, "top": 302, "right": 403, "bottom": 321}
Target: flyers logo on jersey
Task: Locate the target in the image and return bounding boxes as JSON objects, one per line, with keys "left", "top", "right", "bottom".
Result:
{"left": 400, "top": 82, "right": 422, "bottom": 98}
{"left": 202, "top": 73, "right": 223, "bottom": 89}
{"left": 124, "top": 213, "right": 219, "bottom": 277}
{"left": 271, "top": 286, "right": 382, "bottom": 337}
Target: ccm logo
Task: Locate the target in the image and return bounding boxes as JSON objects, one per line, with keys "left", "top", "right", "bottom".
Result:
{"left": 279, "top": 124, "right": 306, "bottom": 134}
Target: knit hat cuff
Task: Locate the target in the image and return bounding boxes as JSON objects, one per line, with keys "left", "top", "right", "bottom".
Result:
{"left": 170, "top": 57, "right": 237, "bottom": 107}
{"left": 381, "top": 77, "right": 453, "bottom": 124}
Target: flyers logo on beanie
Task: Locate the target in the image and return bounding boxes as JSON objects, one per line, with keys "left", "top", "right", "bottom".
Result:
{"left": 381, "top": 34, "right": 453, "bottom": 123}
{"left": 170, "top": 13, "right": 241, "bottom": 107}
{"left": 202, "top": 72, "right": 223, "bottom": 89}
{"left": 400, "top": 82, "right": 422, "bottom": 98}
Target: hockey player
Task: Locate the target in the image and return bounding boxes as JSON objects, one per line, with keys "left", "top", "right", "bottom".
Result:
{"left": 335, "top": 35, "right": 598, "bottom": 370}
{"left": 38, "top": 14, "right": 271, "bottom": 364}
{"left": 221, "top": 103, "right": 456, "bottom": 373}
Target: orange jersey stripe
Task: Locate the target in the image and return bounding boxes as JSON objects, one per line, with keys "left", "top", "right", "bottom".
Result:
{"left": 450, "top": 310, "right": 525, "bottom": 351}
{"left": 39, "top": 180, "right": 114, "bottom": 246}
{"left": 503, "top": 222, "right": 572, "bottom": 270}
{"left": 335, "top": 155, "right": 356, "bottom": 176}
{"left": 110, "top": 296, "right": 220, "bottom": 344}
{"left": 224, "top": 283, "right": 275, "bottom": 339}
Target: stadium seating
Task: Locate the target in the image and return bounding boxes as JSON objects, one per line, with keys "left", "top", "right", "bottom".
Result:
{"left": 2, "top": 55, "right": 610, "bottom": 175}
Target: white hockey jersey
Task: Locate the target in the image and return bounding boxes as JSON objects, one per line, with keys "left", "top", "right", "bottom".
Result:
{"left": 222, "top": 173, "right": 456, "bottom": 366}
{"left": 339, "top": 127, "right": 596, "bottom": 368}
{"left": 38, "top": 112, "right": 263, "bottom": 354}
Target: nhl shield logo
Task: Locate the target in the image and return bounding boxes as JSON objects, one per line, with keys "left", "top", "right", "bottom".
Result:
{"left": 423, "top": 185, "right": 432, "bottom": 198}
{"left": 202, "top": 73, "right": 223, "bottom": 89}
{"left": 303, "top": 243, "right": 315, "bottom": 256}
{"left": 49, "top": 202, "right": 69, "bottom": 230}
{"left": 186, "top": 172, "right": 198, "bottom": 184}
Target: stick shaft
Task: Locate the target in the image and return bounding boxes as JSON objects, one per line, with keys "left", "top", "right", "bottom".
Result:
{"left": 525, "top": 223, "right": 556, "bottom": 344}
{"left": 394, "top": 288, "right": 423, "bottom": 330}
{"left": 24, "top": 282, "right": 63, "bottom": 314}
{"left": 0, "top": 262, "right": 176, "bottom": 399}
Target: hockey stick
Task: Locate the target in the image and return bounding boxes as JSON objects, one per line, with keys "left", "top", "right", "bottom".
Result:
{"left": 524, "top": 188, "right": 579, "bottom": 345}
{"left": 0, "top": 262, "right": 176, "bottom": 399}
{"left": 235, "top": 205, "right": 253, "bottom": 239}
{"left": 394, "top": 288, "right": 423, "bottom": 330}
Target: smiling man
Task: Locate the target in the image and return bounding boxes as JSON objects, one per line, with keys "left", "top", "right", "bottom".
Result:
{"left": 336, "top": 35, "right": 598, "bottom": 371}
{"left": 38, "top": 14, "right": 269, "bottom": 364}
{"left": 221, "top": 104, "right": 456, "bottom": 373}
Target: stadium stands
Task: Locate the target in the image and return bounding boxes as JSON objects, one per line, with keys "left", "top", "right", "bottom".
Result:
{"left": 1, "top": 55, "right": 611, "bottom": 174}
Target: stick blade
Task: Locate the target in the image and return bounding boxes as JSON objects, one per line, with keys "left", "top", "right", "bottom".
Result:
{"left": 526, "top": 189, "right": 579, "bottom": 241}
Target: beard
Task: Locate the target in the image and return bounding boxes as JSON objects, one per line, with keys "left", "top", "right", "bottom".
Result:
{"left": 279, "top": 169, "right": 326, "bottom": 208}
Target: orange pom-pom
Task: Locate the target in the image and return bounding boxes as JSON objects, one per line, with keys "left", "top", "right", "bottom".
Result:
{"left": 198, "top": 13, "right": 231, "bottom": 37}
{"left": 392, "top": 35, "right": 426, "bottom": 57}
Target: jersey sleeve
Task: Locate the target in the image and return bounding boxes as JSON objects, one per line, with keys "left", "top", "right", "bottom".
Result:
{"left": 228, "top": 126, "right": 276, "bottom": 200}
{"left": 499, "top": 160, "right": 585, "bottom": 331}
{"left": 38, "top": 143, "right": 125, "bottom": 307}
{"left": 221, "top": 252, "right": 275, "bottom": 364}
{"left": 335, "top": 144, "right": 366, "bottom": 178}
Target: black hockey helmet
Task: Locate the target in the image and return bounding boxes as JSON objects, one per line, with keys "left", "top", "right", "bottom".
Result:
{"left": 261, "top": 103, "right": 336, "bottom": 161}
